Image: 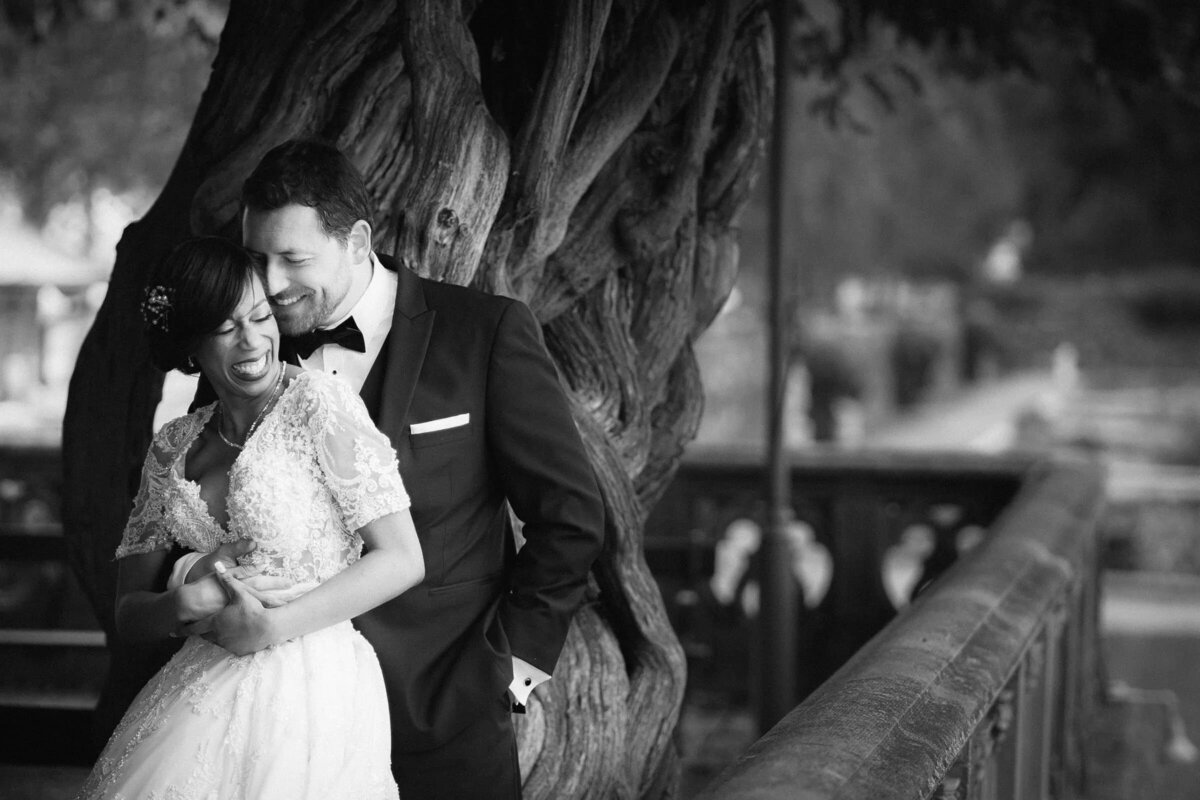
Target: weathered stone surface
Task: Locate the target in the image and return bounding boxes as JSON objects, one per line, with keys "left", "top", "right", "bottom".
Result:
{"left": 695, "top": 458, "right": 1106, "bottom": 799}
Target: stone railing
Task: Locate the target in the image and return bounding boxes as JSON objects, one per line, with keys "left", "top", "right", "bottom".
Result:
{"left": 1, "top": 442, "right": 1108, "bottom": 795}
{"left": 645, "top": 446, "right": 1034, "bottom": 701}
{"left": 678, "top": 453, "right": 1106, "bottom": 799}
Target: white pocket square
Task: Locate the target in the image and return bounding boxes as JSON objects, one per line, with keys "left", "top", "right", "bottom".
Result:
{"left": 410, "top": 413, "right": 470, "bottom": 434}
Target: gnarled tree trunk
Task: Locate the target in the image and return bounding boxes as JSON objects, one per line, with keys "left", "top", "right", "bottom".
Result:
{"left": 63, "top": 1, "right": 772, "bottom": 796}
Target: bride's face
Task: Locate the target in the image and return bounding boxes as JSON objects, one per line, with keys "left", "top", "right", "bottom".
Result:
{"left": 194, "top": 275, "right": 281, "bottom": 403}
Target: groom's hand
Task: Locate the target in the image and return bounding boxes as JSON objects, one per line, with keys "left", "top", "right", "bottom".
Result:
{"left": 174, "top": 574, "right": 231, "bottom": 628}
{"left": 188, "top": 540, "right": 296, "bottom": 603}
{"left": 184, "top": 539, "right": 257, "bottom": 583}
{"left": 192, "top": 562, "right": 278, "bottom": 655}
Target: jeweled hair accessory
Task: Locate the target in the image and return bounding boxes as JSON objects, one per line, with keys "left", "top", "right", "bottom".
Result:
{"left": 141, "top": 285, "right": 175, "bottom": 332}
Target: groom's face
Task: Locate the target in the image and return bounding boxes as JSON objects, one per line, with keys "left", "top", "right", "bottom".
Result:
{"left": 242, "top": 203, "right": 359, "bottom": 336}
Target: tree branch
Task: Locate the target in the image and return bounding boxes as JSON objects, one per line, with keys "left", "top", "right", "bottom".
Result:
{"left": 388, "top": 0, "right": 509, "bottom": 285}
{"left": 615, "top": 1, "right": 743, "bottom": 258}
{"left": 189, "top": 0, "right": 402, "bottom": 235}
{"left": 553, "top": 5, "right": 682, "bottom": 243}
{"left": 480, "top": 1, "right": 683, "bottom": 302}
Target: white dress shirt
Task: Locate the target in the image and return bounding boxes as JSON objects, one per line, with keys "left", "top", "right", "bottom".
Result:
{"left": 295, "top": 252, "right": 396, "bottom": 392}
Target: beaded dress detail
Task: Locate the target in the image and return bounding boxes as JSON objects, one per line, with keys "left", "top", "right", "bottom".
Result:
{"left": 77, "top": 370, "right": 409, "bottom": 800}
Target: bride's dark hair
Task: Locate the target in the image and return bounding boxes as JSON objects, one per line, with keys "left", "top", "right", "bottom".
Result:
{"left": 141, "top": 236, "right": 259, "bottom": 374}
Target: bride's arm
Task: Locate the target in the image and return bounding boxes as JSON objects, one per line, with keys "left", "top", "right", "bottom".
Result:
{"left": 266, "top": 508, "right": 424, "bottom": 641}
{"left": 204, "top": 509, "right": 423, "bottom": 655}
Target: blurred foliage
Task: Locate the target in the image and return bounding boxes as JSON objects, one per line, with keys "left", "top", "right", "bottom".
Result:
{"left": 774, "top": 55, "right": 1027, "bottom": 304}
{"left": 0, "top": 0, "right": 224, "bottom": 225}
{"left": 727, "top": 7, "right": 1200, "bottom": 318}
{"left": 754, "top": 0, "right": 1200, "bottom": 307}
{"left": 1, "top": 0, "right": 226, "bottom": 44}
{"left": 1006, "top": 63, "right": 1200, "bottom": 274}
{"left": 791, "top": 0, "right": 1200, "bottom": 100}
{"left": 3, "top": 0, "right": 1200, "bottom": 279}
{"left": 1126, "top": 271, "right": 1200, "bottom": 331}
{"left": 974, "top": 269, "right": 1200, "bottom": 373}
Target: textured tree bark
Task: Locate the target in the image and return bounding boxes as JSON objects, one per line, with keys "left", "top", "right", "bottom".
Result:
{"left": 62, "top": 1, "right": 772, "bottom": 796}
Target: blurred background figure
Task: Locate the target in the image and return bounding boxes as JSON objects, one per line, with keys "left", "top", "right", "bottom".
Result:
{"left": 981, "top": 219, "right": 1032, "bottom": 285}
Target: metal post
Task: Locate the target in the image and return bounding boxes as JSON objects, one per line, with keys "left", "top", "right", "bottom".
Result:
{"left": 757, "top": 0, "right": 799, "bottom": 735}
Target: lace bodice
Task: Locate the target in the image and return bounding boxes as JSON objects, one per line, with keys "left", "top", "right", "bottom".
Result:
{"left": 116, "top": 371, "right": 410, "bottom": 585}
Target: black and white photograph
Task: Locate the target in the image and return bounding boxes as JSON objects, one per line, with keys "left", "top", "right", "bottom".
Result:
{"left": 2, "top": 1, "right": 1199, "bottom": 798}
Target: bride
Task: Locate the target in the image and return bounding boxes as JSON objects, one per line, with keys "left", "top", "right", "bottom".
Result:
{"left": 76, "top": 236, "right": 422, "bottom": 800}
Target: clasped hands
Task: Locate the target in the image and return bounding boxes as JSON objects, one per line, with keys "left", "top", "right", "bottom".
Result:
{"left": 174, "top": 540, "right": 310, "bottom": 656}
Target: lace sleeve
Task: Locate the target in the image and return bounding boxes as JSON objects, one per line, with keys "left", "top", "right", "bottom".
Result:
{"left": 302, "top": 373, "right": 411, "bottom": 531}
{"left": 114, "top": 433, "right": 178, "bottom": 559}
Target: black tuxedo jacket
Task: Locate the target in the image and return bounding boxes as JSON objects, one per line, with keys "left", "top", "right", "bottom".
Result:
{"left": 335, "top": 255, "right": 603, "bottom": 752}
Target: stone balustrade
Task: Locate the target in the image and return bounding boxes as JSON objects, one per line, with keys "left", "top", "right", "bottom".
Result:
{"left": 681, "top": 454, "right": 1106, "bottom": 799}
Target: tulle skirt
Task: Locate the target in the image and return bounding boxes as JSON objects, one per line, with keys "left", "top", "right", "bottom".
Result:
{"left": 76, "top": 621, "right": 399, "bottom": 800}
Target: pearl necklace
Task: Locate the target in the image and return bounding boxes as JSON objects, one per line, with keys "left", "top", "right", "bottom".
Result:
{"left": 217, "top": 365, "right": 285, "bottom": 451}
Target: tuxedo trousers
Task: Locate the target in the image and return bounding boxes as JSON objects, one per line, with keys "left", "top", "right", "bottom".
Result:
{"left": 392, "top": 691, "right": 521, "bottom": 800}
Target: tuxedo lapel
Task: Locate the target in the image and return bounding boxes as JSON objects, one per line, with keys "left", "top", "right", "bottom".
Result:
{"left": 377, "top": 255, "right": 435, "bottom": 436}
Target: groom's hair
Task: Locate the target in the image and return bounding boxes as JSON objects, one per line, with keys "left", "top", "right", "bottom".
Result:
{"left": 242, "top": 139, "right": 374, "bottom": 243}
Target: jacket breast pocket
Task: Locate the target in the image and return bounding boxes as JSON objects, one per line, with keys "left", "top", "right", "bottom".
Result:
{"left": 409, "top": 424, "right": 471, "bottom": 449}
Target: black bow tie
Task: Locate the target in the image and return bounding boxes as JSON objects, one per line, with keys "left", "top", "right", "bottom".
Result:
{"left": 290, "top": 317, "right": 366, "bottom": 359}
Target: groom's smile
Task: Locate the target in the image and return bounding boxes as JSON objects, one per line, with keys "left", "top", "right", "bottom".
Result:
{"left": 243, "top": 203, "right": 370, "bottom": 338}
{"left": 265, "top": 288, "right": 318, "bottom": 333}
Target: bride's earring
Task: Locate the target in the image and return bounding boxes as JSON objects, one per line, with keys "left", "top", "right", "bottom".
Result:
{"left": 186, "top": 356, "right": 197, "bottom": 371}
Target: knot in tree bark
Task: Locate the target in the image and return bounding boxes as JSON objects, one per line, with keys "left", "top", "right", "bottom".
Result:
{"left": 433, "top": 206, "right": 462, "bottom": 246}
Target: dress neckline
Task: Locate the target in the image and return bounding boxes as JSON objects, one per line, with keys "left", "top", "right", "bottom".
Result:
{"left": 176, "top": 373, "right": 305, "bottom": 534}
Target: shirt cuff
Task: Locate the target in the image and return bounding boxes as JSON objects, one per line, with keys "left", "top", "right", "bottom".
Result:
{"left": 166, "top": 552, "right": 205, "bottom": 591}
{"left": 509, "top": 656, "right": 551, "bottom": 706}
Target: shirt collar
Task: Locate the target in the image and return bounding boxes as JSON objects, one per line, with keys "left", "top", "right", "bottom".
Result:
{"left": 323, "top": 253, "right": 393, "bottom": 338}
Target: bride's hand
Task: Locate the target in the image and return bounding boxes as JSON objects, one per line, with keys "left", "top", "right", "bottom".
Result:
{"left": 173, "top": 563, "right": 285, "bottom": 622}
{"left": 174, "top": 573, "right": 233, "bottom": 628}
{"left": 176, "top": 572, "right": 303, "bottom": 638}
{"left": 196, "top": 562, "right": 278, "bottom": 655}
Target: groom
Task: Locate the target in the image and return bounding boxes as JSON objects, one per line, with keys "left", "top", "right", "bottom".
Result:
{"left": 202, "top": 140, "right": 604, "bottom": 798}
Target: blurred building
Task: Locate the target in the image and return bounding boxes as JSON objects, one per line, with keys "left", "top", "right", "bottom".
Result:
{"left": 0, "top": 225, "right": 107, "bottom": 443}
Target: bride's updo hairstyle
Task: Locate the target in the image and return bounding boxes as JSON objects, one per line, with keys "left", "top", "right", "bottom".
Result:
{"left": 141, "top": 236, "right": 260, "bottom": 375}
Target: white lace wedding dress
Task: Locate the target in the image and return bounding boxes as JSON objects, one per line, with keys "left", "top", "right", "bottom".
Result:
{"left": 77, "top": 370, "right": 408, "bottom": 800}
